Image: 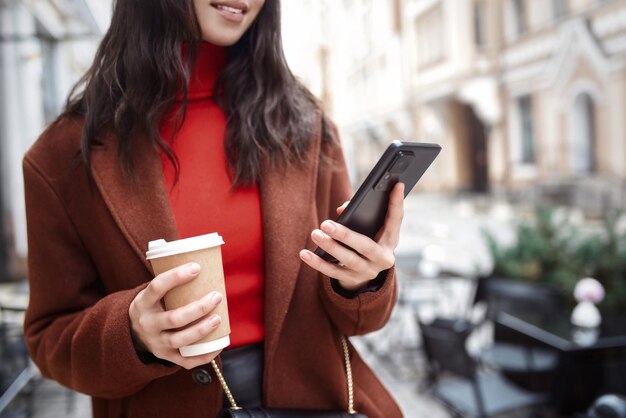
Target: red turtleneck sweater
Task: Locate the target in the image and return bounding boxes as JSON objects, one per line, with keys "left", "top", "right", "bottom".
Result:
{"left": 159, "top": 43, "right": 265, "bottom": 348}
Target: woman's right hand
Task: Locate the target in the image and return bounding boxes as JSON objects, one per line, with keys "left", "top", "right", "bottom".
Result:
{"left": 129, "top": 262, "right": 223, "bottom": 369}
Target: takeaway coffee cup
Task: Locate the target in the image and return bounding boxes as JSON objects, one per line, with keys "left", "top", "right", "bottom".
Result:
{"left": 146, "top": 233, "right": 230, "bottom": 357}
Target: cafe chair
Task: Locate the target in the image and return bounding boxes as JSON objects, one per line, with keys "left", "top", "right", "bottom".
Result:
{"left": 470, "top": 277, "right": 562, "bottom": 379}
{"left": 419, "top": 318, "right": 547, "bottom": 418}
{"left": 0, "top": 303, "right": 38, "bottom": 416}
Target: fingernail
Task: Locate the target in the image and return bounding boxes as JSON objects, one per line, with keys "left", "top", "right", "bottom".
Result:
{"left": 322, "top": 220, "right": 336, "bottom": 233}
{"left": 300, "top": 250, "right": 312, "bottom": 261}
{"left": 187, "top": 263, "right": 201, "bottom": 275}
{"left": 312, "top": 230, "right": 326, "bottom": 241}
{"left": 209, "top": 315, "right": 221, "bottom": 327}
{"left": 211, "top": 292, "right": 222, "bottom": 304}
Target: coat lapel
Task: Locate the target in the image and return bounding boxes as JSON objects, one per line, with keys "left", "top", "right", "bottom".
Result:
{"left": 260, "top": 122, "right": 322, "bottom": 361}
{"left": 90, "top": 133, "right": 179, "bottom": 272}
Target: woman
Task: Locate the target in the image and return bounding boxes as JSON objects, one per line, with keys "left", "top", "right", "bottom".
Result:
{"left": 22, "top": 0, "right": 404, "bottom": 417}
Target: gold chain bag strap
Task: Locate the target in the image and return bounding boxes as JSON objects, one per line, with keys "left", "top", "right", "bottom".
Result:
{"left": 212, "top": 336, "right": 368, "bottom": 418}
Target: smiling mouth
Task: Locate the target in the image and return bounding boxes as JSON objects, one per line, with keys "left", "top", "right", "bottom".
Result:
{"left": 211, "top": 2, "right": 248, "bottom": 15}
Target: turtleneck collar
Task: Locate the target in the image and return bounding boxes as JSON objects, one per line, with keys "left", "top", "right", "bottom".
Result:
{"left": 181, "top": 42, "right": 227, "bottom": 100}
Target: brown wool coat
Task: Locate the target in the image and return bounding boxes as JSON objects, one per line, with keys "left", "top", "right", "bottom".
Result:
{"left": 22, "top": 115, "right": 403, "bottom": 418}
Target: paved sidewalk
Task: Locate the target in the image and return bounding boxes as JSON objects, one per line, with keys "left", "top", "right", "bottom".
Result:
{"left": 0, "top": 378, "right": 91, "bottom": 418}
{"left": 352, "top": 336, "right": 450, "bottom": 417}
{"left": 398, "top": 192, "right": 516, "bottom": 278}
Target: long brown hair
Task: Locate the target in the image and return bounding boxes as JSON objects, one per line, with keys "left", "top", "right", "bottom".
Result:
{"left": 65, "top": 0, "right": 331, "bottom": 186}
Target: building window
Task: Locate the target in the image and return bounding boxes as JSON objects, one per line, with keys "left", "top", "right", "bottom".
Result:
{"left": 415, "top": 5, "right": 444, "bottom": 68}
{"left": 518, "top": 95, "right": 536, "bottom": 164}
{"left": 474, "top": 1, "right": 487, "bottom": 48}
{"left": 571, "top": 93, "right": 596, "bottom": 174}
{"left": 552, "top": 0, "right": 567, "bottom": 19}
{"left": 40, "top": 40, "right": 61, "bottom": 124}
{"left": 512, "top": 0, "right": 527, "bottom": 35}
{"left": 391, "top": 0, "right": 402, "bottom": 33}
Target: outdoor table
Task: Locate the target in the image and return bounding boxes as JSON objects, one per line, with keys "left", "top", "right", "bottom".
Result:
{"left": 495, "top": 310, "right": 626, "bottom": 414}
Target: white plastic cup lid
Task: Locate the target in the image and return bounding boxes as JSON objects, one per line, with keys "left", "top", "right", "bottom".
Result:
{"left": 146, "top": 233, "right": 225, "bottom": 260}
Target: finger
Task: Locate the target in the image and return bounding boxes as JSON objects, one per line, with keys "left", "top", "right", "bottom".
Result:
{"left": 299, "top": 249, "right": 364, "bottom": 286}
{"left": 377, "top": 182, "right": 405, "bottom": 248}
{"left": 163, "top": 314, "right": 222, "bottom": 349}
{"left": 310, "top": 229, "right": 376, "bottom": 276}
{"left": 318, "top": 221, "right": 394, "bottom": 269}
{"left": 141, "top": 263, "right": 201, "bottom": 307}
{"left": 157, "top": 292, "right": 222, "bottom": 330}
{"left": 336, "top": 201, "right": 350, "bottom": 216}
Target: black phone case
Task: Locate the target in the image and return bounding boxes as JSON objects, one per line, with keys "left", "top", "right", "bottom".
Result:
{"left": 314, "top": 141, "right": 441, "bottom": 263}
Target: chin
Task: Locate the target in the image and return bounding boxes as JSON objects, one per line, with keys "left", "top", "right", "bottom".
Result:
{"left": 201, "top": 30, "right": 246, "bottom": 46}
{"left": 202, "top": 36, "right": 241, "bottom": 46}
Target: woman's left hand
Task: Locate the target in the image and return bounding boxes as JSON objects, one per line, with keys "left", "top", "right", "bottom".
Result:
{"left": 299, "top": 182, "right": 405, "bottom": 291}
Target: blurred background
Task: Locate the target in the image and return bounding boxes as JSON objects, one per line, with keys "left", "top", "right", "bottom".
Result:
{"left": 2, "top": 0, "right": 626, "bottom": 417}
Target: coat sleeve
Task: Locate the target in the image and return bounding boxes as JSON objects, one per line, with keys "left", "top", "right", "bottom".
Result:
{"left": 22, "top": 157, "right": 179, "bottom": 399}
{"left": 316, "top": 124, "right": 398, "bottom": 336}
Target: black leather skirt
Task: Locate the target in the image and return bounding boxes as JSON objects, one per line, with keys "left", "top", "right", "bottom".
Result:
{"left": 220, "top": 343, "right": 264, "bottom": 408}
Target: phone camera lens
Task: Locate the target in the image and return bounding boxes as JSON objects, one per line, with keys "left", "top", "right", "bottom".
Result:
{"left": 390, "top": 154, "right": 414, "bottom": 174}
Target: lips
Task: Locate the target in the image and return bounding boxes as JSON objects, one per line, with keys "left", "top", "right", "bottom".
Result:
{"left": 210, "top": 1, "right": 249, "bottom": 14}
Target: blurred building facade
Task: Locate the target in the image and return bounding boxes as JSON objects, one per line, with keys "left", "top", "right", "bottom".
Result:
{"left": 407, "top": 0, "right": 626, "bottom": 213}
{"left": 282, "top": 0, "right": 411, "bottom": 182}
{"left": 0, "top": 0, "right": 109, "bottom": 280}
{"left": 300, "top": 0, "right": 626, "bottom": 217}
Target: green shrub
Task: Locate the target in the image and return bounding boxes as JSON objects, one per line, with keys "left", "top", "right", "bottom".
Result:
{"left": 484, "top": 206, "right": 626, "bottom": 313}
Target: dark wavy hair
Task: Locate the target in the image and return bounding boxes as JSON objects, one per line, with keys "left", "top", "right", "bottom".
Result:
{"left": 64, "top": 0, "right": 332, "bottom": 186}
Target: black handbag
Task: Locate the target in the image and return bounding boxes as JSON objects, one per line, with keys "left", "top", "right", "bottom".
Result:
{"left": 213, "top": 337, "right": 368, "bottom": 418}
{"left": 217, "top": 409, "right": 367, "bottom": 418}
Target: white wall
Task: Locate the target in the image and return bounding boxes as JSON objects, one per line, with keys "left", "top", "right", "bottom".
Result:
{"left": 0, "top": 0, "right": 109, "bottom": 262}
{"left": 0, "top": 0, "right": 46, "bottom": 258}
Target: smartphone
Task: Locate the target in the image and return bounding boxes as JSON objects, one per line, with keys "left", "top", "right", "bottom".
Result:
{"left": 314, "top": 141, "right": 441, "bottom": 263}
